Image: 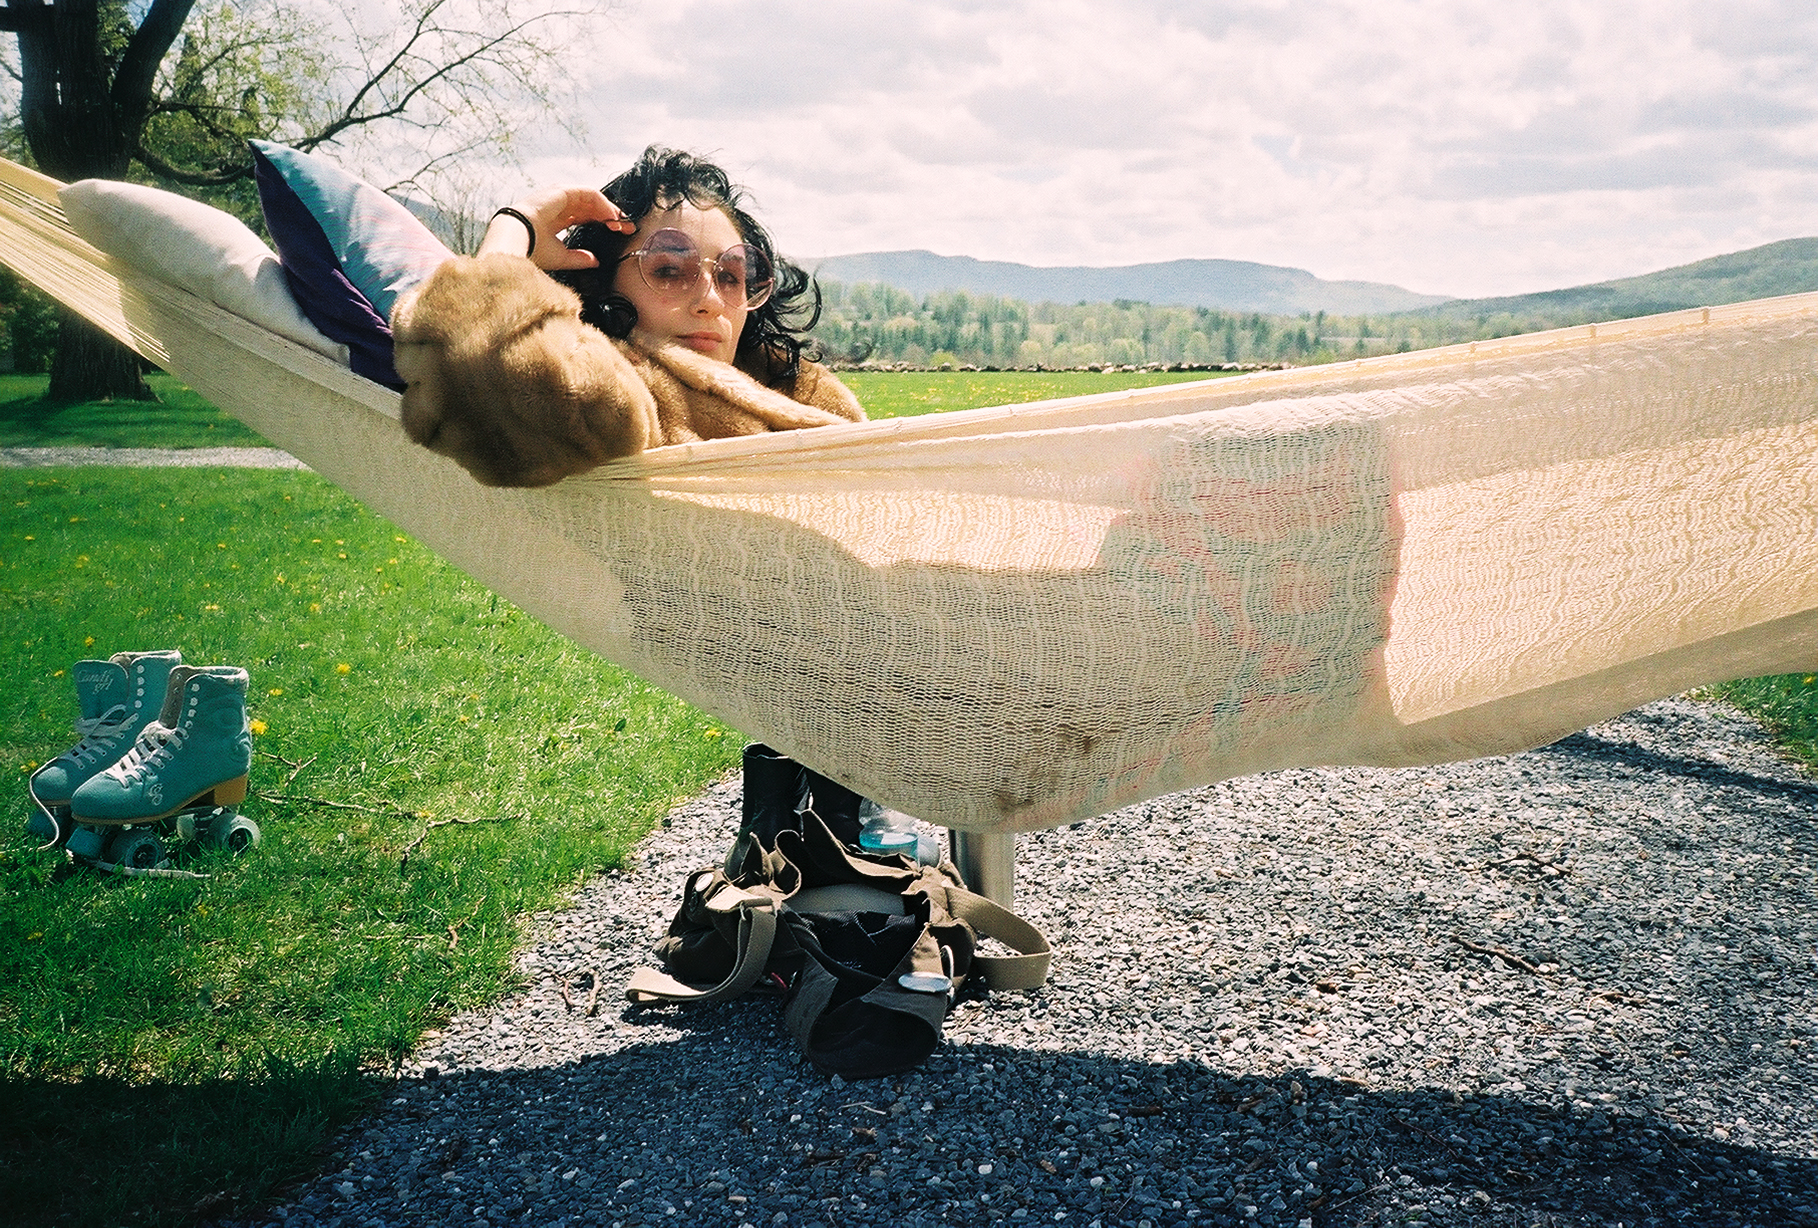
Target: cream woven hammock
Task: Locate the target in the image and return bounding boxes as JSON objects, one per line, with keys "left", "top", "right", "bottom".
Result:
{"left": 4, "top": 158, "right": 1815, "bottom": 834}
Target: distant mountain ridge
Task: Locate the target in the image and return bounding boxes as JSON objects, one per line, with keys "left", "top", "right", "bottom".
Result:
{"left": 807, "top": 238, "right": 1818, "bottom": 322}
{"left": 804, "top": 250, "right": 1452, "bottom": 316}
{"left": 1411, "top": 237, "right": 1818, "bottom": 322}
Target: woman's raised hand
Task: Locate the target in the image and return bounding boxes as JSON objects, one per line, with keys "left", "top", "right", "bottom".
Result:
{"left": 478, "top": 187, "right": 636, "bottom": 270}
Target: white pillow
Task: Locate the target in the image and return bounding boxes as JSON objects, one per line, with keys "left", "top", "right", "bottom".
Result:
{"left": 58, "top": 178, "right": 349, "bottom": 364}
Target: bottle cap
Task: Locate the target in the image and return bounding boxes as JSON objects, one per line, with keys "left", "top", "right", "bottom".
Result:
{"left": 859, "top": 827, "right": 917, "bottom": 853}
{"left": 898, "top": 971, "right": 953, "bottom": 994}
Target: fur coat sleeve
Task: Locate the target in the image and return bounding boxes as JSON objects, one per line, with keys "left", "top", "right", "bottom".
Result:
{"left": 390, "top": 254, "right": 866, "bottom": 488}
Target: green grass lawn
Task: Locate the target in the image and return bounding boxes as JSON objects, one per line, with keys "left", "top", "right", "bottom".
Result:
{"left": 0, "top": 367, "right": 1223, "bottom": 444}
{"left": 0, "top": 372, "right": 272, "bottom": 448}
{"left": 1710, "top": 673, "right": 1818, "bottom": 774}
{"left": 0, "top": 467, "right": 740, "bottom": 1226}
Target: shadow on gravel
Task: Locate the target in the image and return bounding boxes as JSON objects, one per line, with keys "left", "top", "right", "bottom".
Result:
{"left": 1540, "top": 732, "right": 1818, "bottom": 805}
{"left": 333, "top": 1024, "right": 1818, "bottom": 1228}
{"left": 0, "top": 1059, "right": 374, "bottom": 1228}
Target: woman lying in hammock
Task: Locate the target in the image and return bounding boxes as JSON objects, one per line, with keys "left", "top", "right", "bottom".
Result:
{"left": 390, "top": 146, "right": 866, "bottom": 487}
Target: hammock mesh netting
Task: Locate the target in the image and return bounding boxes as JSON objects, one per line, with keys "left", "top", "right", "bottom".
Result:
{"left": 4, "top": 158, "right": 1815, "bottom": 833}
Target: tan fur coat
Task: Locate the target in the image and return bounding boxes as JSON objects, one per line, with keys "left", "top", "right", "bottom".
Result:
{"left": 390, "top": 254, "right": 866, "bottom": 487}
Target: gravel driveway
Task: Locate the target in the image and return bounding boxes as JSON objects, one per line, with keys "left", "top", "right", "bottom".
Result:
{"left": 207, "top": 695, "right": 1817, "bottom": 1228}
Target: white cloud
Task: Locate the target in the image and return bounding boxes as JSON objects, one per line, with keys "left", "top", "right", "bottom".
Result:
{"left": 491, "top": 0, "right": 1818, "bottom": 297}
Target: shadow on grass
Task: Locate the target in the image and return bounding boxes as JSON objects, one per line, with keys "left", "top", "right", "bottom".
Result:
{"left": 0, "top": 375, "right": 269, "bottom": 449}
{"left": 239, "top": 1026, "right": 1818, "bottom": 1228}
{"left": 0, "top": 1057, "right": 382, "bottom": 1228}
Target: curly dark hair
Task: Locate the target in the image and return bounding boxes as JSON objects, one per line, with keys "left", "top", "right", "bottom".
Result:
{"left": 552, "top": 146, "right": 821, "bottom": 388}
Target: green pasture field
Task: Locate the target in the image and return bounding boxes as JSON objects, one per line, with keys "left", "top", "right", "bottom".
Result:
{"left": 840, "top": 367, "right": 1219, "bottom": 419}
{"left": 0, "top": 368, "right": 1811, "bottom": 1227}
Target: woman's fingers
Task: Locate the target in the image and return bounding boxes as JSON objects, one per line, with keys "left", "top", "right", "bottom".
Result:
{"left": 477, "top": 187, "right": 637, "bottom": 268}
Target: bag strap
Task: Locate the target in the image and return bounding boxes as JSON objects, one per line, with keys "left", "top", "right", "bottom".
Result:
{"left": 942, "top": 885, "right": 1051, "bottom": 991}
{"left": 625, "top": 883, "right": 781, "bottom": 1005}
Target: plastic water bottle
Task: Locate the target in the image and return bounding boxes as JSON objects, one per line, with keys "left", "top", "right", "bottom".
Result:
{"left": 857, "top": 801, "right": 941, "bottom": 866}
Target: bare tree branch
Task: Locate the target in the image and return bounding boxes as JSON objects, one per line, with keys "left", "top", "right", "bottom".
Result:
{"left": 132, "top": 138, "right": 246, "bottom": 186}
{"left": 111, "top": 0, "right": 199, "bottom": 127}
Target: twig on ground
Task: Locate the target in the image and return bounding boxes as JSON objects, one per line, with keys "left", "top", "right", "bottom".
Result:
{"left": 560, "top": 968, "right": 601, "bottom": 1016}
{"left": 1588, "top": 988, "right": 1648, "bottom": 1006}
{"left": 1451, "top": 934, "right": 1547, "bottom": 976}
{"left": 259, "top": 791, "right": 422, "bottom": 818}
{"left": 398, "top": 814, "right": 518, "bottom": 872}
{"left": 256, "top": 749, "right": 318, "bottom": 789}
{"left": 1484, "top": 849, "right": 1571, "bottom": 876}
{"left": 446, "top": 895, "right": 486, "bottom": 950}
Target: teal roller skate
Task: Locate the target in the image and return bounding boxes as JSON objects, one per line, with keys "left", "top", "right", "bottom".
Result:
{"left": 68, "top": 665, "right": 258, "bottom": 870}
{"left": 28, "top": 650, "right": 181, "bottom": 846}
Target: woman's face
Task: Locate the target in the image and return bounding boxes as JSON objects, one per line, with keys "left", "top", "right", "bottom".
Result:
{"left": 611, "top": 201, "right": 752, "bottom": 365}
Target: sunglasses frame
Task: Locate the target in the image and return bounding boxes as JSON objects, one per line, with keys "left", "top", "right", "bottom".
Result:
{"left": 618, "top": 228, "right": 775, "bottom": 310}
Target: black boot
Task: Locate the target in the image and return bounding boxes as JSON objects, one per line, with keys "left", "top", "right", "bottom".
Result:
{"left": 740, "top": 743, "right": 806, "bottom": 845}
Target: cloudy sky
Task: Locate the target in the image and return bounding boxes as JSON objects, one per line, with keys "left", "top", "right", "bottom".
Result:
{"left": 510, "top": 0, "right": 1818, "bottom": 299}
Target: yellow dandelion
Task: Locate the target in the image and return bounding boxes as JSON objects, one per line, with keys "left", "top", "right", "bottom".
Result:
{"left": 703, "top": 728, "right": 723, "bottom": 740}
{"left": 202, "top": 603, "right": 221, "bottom": 612}
{"left": 457, "top": 714, "right": 470, "bottom": 723}
{"left": 268, "top": 687, "right": 283, "bottom": 696}
{"left": 196, "top": 904, "right": 209, "bottom": 916}
{"left": 52, "top": 669, "right": 63, "bottom": 678}
{"left": 338, "top": 552, "right": 348, "bottom": 559}
{"left": 275, "top": 573, "right": 286, "bottom": 584}
{"left": 309, "top": 602, "right": 322, "bottom": 613}
{"left": 217, "top": 542, "right": 227, "bottom": 549}
{"left": 394, "top": 535, "right": 406, "bottom": 543}
{"left": 336, "top": 663, "right": 351, "bottom": 674}
{"left": 23, "top": 535, "right": 33, "bottom": 541}
{"left": 83, "top": 635, "right": 95, "bottom": 647}
{"left": 25, "top": 932, "right": 41, "bottom": 942}
{"left": 249, "top": 718, "right": 268, "bottom": 735}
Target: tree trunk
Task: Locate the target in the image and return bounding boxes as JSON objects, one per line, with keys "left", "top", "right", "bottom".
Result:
{"left": 8, "top": 0, "right": 189, "bottom": 404}
{"left": 44, "top": 309, "right": 154, "bottom": 403}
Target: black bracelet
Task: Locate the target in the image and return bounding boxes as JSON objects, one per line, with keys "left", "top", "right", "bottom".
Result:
{"left": 493, "top": 207, "right": 536, "bottom": 257}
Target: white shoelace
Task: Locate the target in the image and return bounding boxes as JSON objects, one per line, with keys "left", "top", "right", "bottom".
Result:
{"left": 104, "top": 721, "right": 188, "bottom": 784}
{"left": 61, "top": 704, "right": 130, "bottom": 765}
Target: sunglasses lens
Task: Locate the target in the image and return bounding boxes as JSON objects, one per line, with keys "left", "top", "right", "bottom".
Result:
{"left": 723, "top": 244, "right": 774, "bottom": 309}
{"left": 637, "top": 229, "right": 699, "bottom": 293}
{"left": 633, "top": 230, "right": 775, "bottom": 308}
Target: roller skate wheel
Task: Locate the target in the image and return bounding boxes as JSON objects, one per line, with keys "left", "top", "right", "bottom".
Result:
{"left": 107, "top": 829, "right": 169, "bottom": 871}
{"left": 209, "top": 814, "right": 261, "bottom": 854}
{"left": 66, "top": 825, "right": 109, "bottom": 860}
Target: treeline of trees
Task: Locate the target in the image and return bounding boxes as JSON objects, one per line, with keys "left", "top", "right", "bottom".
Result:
{"left": 0, "top": 269, "right": 60, "bottom": 374}
{"left": 810, "top": 281, "right": 1582, "bottom": 370}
